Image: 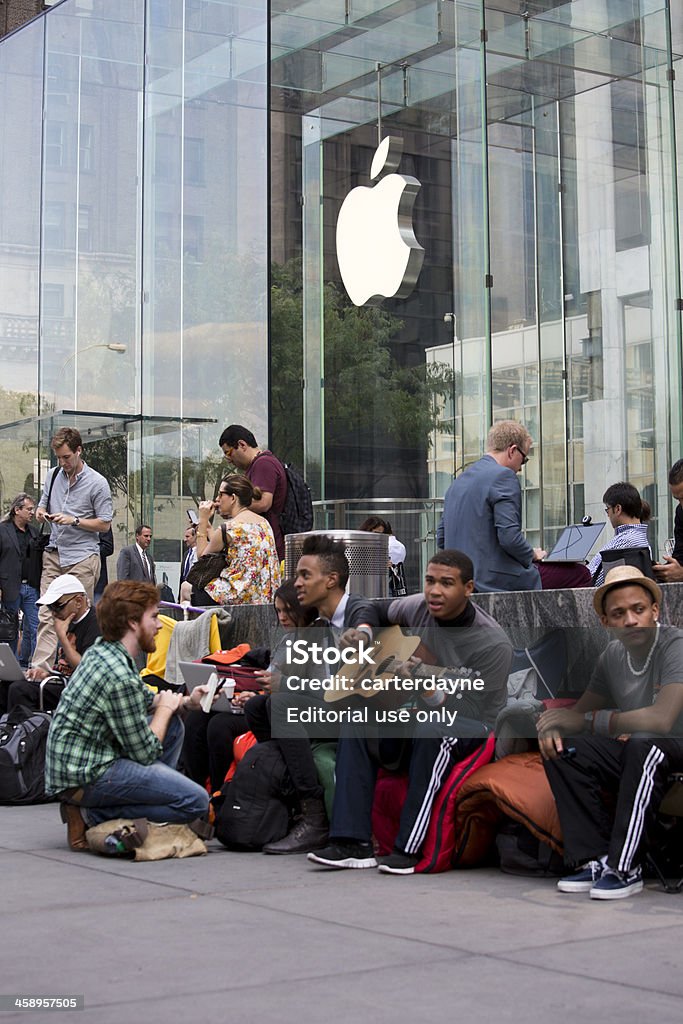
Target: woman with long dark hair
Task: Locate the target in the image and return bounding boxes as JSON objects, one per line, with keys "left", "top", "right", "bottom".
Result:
{"left": 181, "top": 581, "right": 314, "bottom": 793}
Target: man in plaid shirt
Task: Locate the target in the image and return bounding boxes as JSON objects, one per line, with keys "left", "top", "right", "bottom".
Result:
{"left": 46, "top": 580, "right": 210, "bottom": 851}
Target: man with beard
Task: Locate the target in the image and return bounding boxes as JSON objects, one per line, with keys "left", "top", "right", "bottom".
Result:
{"left": 45, "top": 580, "right": 210, "bottom": 851}
{"left": 537, "top": 566, "right": 683, "bottom": 899}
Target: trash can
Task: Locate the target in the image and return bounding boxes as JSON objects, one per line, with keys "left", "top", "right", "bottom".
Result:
{"left": 284, "top": 530, "right": 389, "bottom": 599}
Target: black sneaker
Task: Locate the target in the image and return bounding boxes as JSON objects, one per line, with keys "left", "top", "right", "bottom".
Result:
{"left": 307, "top": 840, "right": 377, "bottom": 869}
{"left": 377, "top": 850, "right": 420, "bottom": 875}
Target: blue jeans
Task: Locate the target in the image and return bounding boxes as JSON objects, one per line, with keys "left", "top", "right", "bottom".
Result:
{"left": 5, "top": 584, "right": 39, "bottom": 667}
{"left": 79, "top": 716, "right": 209, "bottom": 826}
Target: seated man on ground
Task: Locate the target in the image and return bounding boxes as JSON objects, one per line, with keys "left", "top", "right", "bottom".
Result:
{"left": 7, "top": 575, "right": 100, "bottom": 712}
{"left": 308, "top": 549, "right": 512, "bottom": 874}
{"left": 246, "top": 535, "right": 380, "bottom": 854}
{"left": 45, "top": 580, "right": 211, "bottom": 851}
{"left": 537, "top": 566, "right": 683, "bottom": 899}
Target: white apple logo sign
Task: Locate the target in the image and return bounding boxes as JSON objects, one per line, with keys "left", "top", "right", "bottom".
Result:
{"left": 336, "top": 136, "right": 424, "bottom": 306}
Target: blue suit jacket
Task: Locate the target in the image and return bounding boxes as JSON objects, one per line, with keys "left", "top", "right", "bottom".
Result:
{"left": 438, "top": 455, "right": 540, "bottom": 592}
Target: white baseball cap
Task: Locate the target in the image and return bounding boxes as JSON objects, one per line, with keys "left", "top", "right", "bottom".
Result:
{"left": 36, "top": 574, "right": 87, "bottom": 605}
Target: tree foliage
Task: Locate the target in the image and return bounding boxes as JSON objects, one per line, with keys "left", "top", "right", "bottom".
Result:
{"left": 270, "top": 259, "right": 457, "bottom": 465}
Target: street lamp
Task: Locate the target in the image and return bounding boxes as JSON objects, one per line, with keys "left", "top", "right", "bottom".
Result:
{"left": 52, "top": 343, "right": 127, "bottom": 411}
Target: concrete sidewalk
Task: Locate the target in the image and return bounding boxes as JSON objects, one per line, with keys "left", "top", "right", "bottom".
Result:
{"left": 3, "top": 804, "right": 683, "bottom": 1023}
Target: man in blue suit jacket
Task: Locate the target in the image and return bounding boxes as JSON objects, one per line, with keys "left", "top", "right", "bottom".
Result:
{"left": 437, "top": 420, "right": 546, "bottom": 592}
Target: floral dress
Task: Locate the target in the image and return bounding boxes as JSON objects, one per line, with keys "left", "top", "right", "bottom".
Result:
{"left": 205, "top": 520, "right": 281, "bottom": 605}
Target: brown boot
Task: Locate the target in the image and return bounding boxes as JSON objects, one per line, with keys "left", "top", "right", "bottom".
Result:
{"left": 262, "top": 798, "right": 328, "bottom": 855}
{"left": 59, "top": 802, "right": 88, "bottom": 852}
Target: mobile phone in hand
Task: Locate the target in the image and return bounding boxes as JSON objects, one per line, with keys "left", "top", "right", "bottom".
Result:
{"left": 186, "top": 508, "right": 199, "bottom": 525}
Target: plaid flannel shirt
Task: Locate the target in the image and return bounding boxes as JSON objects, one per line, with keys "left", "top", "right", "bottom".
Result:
{"left": 45, "top": 637, "right": 161, "bottom": 794}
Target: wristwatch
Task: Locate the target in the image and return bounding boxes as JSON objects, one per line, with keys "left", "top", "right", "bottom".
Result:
{"left": 72, "top": 516, "right": 81, "bottom": 528}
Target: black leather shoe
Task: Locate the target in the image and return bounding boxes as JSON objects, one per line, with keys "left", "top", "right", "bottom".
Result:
{"left": 263, "top": 798, "right": 328, "bottom": 855}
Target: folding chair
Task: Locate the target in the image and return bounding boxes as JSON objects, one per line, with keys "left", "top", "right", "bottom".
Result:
{"left": 510, "top": 628, "right": 568, "bottom": 701}
{"left": 646, "top": 774, "right": 683, "bottom": 893}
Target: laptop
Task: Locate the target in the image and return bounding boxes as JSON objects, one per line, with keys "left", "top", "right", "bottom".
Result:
{"left": 0, "top": 643, "right": 26, "bottom": 682}
{"left": 543, "top": 522, "right": 605, "bottom": 564}
{"left": 177, "top": 661, "right": 236, "bottom": 712}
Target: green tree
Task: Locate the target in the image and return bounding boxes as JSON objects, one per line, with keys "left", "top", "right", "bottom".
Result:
{"left": 270, "top": 259, "right": 457, "bottom": 467}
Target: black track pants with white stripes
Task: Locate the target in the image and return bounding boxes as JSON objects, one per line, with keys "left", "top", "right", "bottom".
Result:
{"left": 331, "top": 720, "right": 486, "bottom": 855}
{"left": 544, "top": 735, "right": 683, "bottom": 872}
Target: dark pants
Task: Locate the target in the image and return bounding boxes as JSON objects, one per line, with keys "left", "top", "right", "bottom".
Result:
{"left": 182, "top": 708, "right": 250, "bottom": 791}
{"left": 7, "top": 675, "right": 65, "bottom": 713}
{"left": 245, "top": 693, "right": 323, "bottom": 801}
{"left": 544, "top": 734, "right": 683, "bottom": 871}
{"left": 331, "top": 718, "right": 487, "bottom": 855}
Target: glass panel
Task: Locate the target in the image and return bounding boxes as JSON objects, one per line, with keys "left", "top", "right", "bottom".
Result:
{"left": 0, "top": 18, "right": 43, "bottom": 502}
{"left": 40, "top": 0, "right": 143, "bottom": 419}
{"left": 142, "top": 0, "right": 268, "bottom": 547}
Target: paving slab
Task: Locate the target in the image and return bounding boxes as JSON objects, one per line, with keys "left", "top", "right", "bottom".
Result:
{"left": 2, "top": 805, "right": 683, "bottom": 1024}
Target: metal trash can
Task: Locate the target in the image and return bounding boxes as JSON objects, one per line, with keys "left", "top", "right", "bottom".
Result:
{"left": 284, "top": 530, "right": 389, "bottom": 599}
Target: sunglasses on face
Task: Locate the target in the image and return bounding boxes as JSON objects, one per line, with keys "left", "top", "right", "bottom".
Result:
{"left": 49, "top": 595, "right": 77, "bottom": 614}
{"left": 513, "top": 445, "right": 530, "bottom": 465}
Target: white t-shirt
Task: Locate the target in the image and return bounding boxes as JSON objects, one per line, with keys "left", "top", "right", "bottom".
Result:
{"left": 387, "top": 536, "right": 406, "bottom": 564}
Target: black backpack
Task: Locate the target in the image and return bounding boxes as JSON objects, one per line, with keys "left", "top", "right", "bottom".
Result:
{"left": 280, "top": 462, "right": 314, "bottom": 536}
{"left": 0, "top": 706, "right": 53, "bottom": 805}
{"left": 214, "top": 741, "right": 294, "bottom": 851}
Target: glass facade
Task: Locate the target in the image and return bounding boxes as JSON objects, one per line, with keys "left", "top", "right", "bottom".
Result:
{"left": 273, "top": 0, "right": 683, "bottom": 564}
{"left": 0, "top": 0, "right": 268, "bottom": 580}
{"left": 0, "top": 0, "right": 682, "bottom": 582}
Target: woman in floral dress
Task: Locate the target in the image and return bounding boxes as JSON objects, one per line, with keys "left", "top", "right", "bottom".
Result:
{"left": 182, "top": 475, "right": 281, "bottom": 605}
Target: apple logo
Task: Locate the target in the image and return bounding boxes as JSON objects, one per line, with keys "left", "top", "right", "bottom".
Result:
{"left": 336, "top": 136, "right": 424, "bottom": 306}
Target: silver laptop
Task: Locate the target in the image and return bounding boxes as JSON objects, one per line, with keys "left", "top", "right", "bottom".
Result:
{"left": 177, "top": 661, "right": 236, "bottom": 712}
{"left": 543, "top": 523, "right": 605, "bottom": 564}
{"left": 0, "top": 644, "right": 26, "bottom": 682}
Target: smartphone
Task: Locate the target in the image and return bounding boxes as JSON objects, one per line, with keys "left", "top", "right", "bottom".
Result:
{"left": 186, "top": 508, "right": 199, "bottom": 525}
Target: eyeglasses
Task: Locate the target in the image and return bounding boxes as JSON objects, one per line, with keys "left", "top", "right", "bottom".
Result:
{"left": 49, "top": 596, "right": 77, "bottom": 614}
{"left": 604, "top": 506, "right": 613, "bottom": 514}
{"left": 513, "top": 446, "right": 530, "bottom": 466}
{"left": 224, "top": 446, "right": 235, "bottom": 459}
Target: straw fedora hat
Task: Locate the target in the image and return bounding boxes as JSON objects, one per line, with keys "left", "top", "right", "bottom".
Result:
{"left": 593, "top": 565, "right": 662, "bottom": 615}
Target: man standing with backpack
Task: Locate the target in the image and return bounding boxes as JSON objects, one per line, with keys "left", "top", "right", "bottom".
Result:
{"left": 219, "top": 426, "right": 288, "bottom": 560}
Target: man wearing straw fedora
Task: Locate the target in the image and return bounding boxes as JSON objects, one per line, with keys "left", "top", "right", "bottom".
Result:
{"left": 537, "top": 565, "right": 683, "bottom": 899}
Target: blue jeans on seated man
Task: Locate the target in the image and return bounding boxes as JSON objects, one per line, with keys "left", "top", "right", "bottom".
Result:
{"left": 78, "top": 716, "right": 210, "bottom": 826}
{"left": 5, "top": 583, "right": 39, "bottom": 667}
